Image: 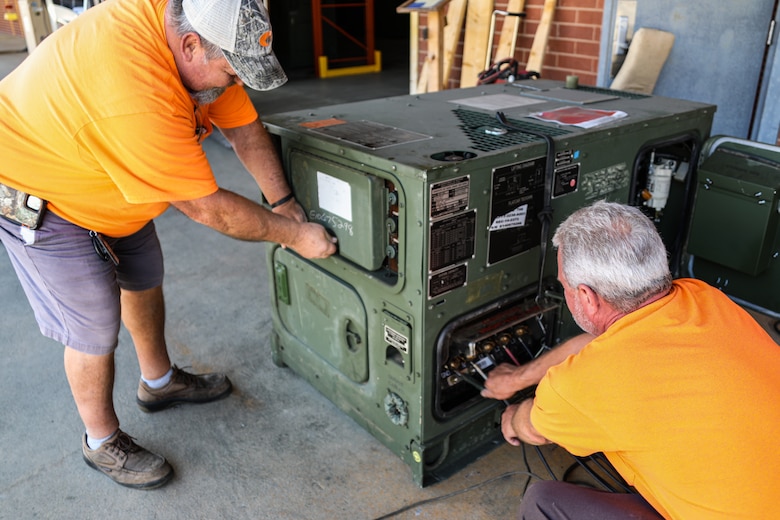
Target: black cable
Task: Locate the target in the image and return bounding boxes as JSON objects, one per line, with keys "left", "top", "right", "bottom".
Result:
{"left": 495, "top": 111, "right": 556, "bottom": 304}
{"left": 585, "top": 454, "right": 635, "bottom": 494}
{"left": 456, "top": 370, "right": 486, "bottom": 393}
{"left": 374, "top": 445, "right": 638, "bottom": 519}
{"left": 562, "top": 460, "right": 582, "bottom": 482}
{"left": 561, "top": 454, "right": 635, "bottom": 494}
{"left": 460, "top": 365, "right": 511, "bottom": 406}
{"left": 371, "top": 469, "right": 547, "bottom": 520}
{"left": 533, "top": 445, "right": 558, "bottom": 481}
{"left": 520, "top": 442, "right": 534, "bottom": 496}
{"left": 565, "top": 458, "right": 619, "bottom": 493}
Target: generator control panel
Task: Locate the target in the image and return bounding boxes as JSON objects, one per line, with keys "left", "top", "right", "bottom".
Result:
{"left": 435, "top": 285, "right": 561, "bottom": 418}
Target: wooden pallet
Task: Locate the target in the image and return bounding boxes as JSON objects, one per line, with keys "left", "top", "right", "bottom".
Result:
{"left": 459, "top": 0, "right": 493, "bottom": 88}
{"left": 526, "top": 0, "right": 557, "bottom": 73}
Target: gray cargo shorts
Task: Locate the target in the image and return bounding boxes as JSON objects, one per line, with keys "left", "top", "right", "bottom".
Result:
{"left": 0, "top": 211, "right": 163, "bottom": 355}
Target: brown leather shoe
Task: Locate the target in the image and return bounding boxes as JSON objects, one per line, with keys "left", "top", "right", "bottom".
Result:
{"left": 136, "top": 365, "right": 232, "bottom": 413}
{"left": 82, "top": 430, "right": 173, "bottom": 489}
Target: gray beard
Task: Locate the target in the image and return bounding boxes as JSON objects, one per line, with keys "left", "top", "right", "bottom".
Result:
{"left": 570, "top": 294, "right": 598, "bottom": 336}
{"left": 191, "top": 86, "right": 227, "bottom": 105}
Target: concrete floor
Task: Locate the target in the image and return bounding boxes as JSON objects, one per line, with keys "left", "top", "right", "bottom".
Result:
{"left": 3, "top": 33, "right": 780, "bottom": 520}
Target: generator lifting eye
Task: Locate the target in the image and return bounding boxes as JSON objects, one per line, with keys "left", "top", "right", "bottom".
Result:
{"left": 481, "top": 125, "right": 508, "bottom": 136}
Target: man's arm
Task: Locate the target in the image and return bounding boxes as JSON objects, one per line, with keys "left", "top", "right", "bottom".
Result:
{"left": 219, "top": 119, "right": 305, "bottom": 223}
{"left": 482, "top": 333, "right": 594, "bottom": 400}
{"left": 501, "top": 398, "right": 549, "bottom": 447}
{"left": 171, "top": 188, "right": 336, "bottom": 259}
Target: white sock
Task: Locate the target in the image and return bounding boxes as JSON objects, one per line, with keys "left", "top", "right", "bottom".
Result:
{"left": 86, "top": 430, "right": 116, "bottom": 450}
{"left": 142, "top": 367, "right": 174, "bottom": 389}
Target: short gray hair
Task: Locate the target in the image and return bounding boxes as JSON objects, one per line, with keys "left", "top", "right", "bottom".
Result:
{"left": 167, "top": 0, "right": 224, "bottom": 61}
{"left": 552, "top": 201, "right": 672, "bottom": 313}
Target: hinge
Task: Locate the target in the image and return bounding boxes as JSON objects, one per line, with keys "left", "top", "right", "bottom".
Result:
{"left": 768, "top": 19, "right": 776, "bottom": 46}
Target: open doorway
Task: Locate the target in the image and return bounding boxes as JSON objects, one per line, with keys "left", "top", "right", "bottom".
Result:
{"left": 269, "top": 0, "right": 408, "bottom": 80}
{"left": 607, "top": 0, "right": 636, "bottom": 82}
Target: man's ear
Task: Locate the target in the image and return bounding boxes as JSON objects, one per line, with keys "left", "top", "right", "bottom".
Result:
{"left": 576, "top": 284, "right": 601, "bottom": 315}
{"left": 180, "top": 32, "right": 201, "bottom": 62}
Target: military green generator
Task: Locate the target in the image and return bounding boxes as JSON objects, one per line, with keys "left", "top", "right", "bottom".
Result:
{"left": 263, "top": 81, "right": 715, "bottom": 486}
{"left": 687, "top": 136, "right": 780, "bottom": 314}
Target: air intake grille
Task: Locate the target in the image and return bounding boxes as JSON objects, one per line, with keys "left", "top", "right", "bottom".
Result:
{"left": 454, "top": 109, "right": 571, "bottom": 152}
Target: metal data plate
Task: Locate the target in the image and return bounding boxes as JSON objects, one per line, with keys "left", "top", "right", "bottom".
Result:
{"left": 307, "top": 120, "right": 430, "bottom": 150}
{"left": 487, "top": 158, "right": 546, "bottom": 265}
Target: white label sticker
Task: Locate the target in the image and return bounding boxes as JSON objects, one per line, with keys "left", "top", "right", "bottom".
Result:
{"left": 489, "top": 204, "right": 528, "bottom": 231}
{"left": 317, "top": 171, "right": 352, "bottom": 221}
{"left": 384, "top": 325, "right": 409, "bottom": 354}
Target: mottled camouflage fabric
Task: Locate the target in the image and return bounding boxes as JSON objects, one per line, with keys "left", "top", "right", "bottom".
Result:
{"left": 0, "top": 183, "right": 44, "bottom": 228}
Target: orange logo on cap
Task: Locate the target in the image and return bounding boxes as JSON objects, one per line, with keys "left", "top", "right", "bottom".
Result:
{"left": 259, "top": 31, "right": 272, "bottom": 47}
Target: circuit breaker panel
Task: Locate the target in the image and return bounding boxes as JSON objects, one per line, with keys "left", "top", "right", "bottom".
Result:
{"left": 263, "top": 81, "right": 715, "bottom": 486}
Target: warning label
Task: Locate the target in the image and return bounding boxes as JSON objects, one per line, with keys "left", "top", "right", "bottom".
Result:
{"left": 384, "top": 325, "right": 409, "bottom": 353}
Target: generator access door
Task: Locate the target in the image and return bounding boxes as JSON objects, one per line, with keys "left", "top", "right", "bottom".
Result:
{"left": 288, "top": 150, "right": 389, "bottom": 272}
{"left": 687, "top": 136, "right": 780, "bottom": 314}
{"left": 272, "top": 247, "right": 369, "bottom": 383}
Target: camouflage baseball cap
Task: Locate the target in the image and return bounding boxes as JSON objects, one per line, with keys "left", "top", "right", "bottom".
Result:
{"left": 182, "top": 0, "right": 288, "bottom": 91}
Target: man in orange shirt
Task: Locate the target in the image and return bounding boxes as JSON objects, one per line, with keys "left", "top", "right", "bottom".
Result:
{"left": 483, "top": 201, "right": 780, "bottom": 519}
{"left": 0, "top": 0, "right": 337, "bottom": 489}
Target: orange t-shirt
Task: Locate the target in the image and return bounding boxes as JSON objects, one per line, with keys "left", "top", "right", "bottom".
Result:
{"left": 532, "top": 279, "right": 780, "bottom": 519}
{"left": 0, "top": 0, "right": 258, "bottom": 237}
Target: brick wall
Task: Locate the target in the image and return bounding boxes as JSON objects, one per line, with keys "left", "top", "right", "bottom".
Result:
{"left": 418, "top": 0, "right": 604, "bottom": 89}
{"left": 1, "top": 0, "right": 23, "bottom": 36}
